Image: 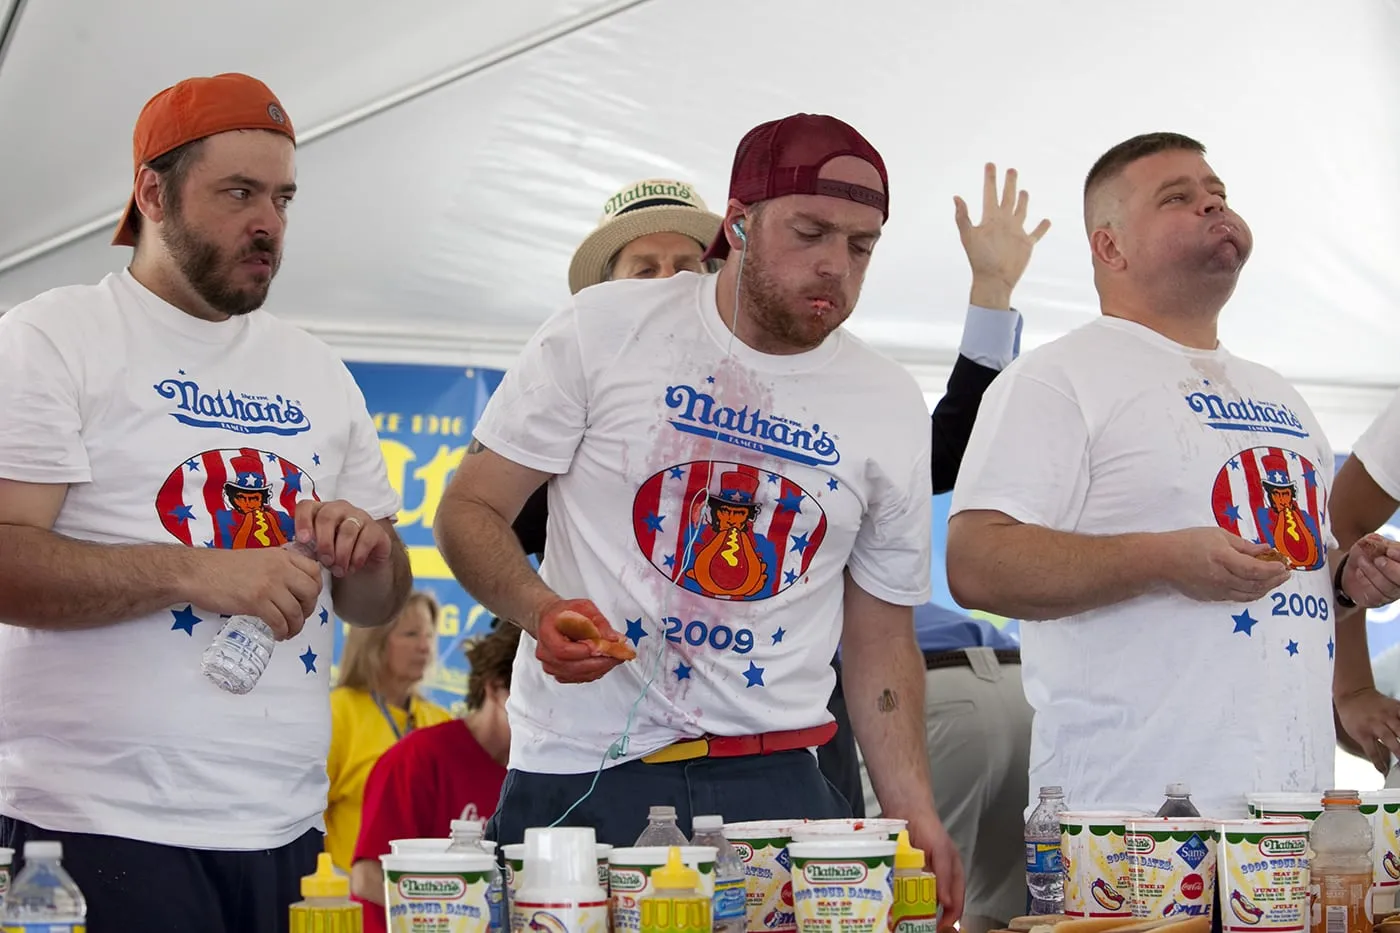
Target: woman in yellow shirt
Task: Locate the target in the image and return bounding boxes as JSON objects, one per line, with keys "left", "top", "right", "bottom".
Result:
{"left": 325, "top": 591, "right": 453, "bottom": 871}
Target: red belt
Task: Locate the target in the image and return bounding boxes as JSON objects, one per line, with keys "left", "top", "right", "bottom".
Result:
{"left": 640, "top": 721, "right": 838, "bottom": 764}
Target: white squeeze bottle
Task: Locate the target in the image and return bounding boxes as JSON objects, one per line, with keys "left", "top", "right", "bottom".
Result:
{"left": 637, "top": 806, "right": 690, "bottom": 847}
{"left": 0, "top": 841, "right": 87, "bottom": 932}
{"left": 447, "top": 820, "right": 505, "bottom": 933}
{"left": 690, "top": 815, "right": 747, "bottom": 933}
{"left": 201, "top": 538, "right": 320, "bottom": 695}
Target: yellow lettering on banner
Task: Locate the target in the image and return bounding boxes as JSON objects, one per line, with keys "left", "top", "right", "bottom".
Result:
{"left": 380, "top": 441, "right": 466, "bottom": 531}
{"left": 439, "top": 603, "right": 460, "bottom": 637}
{"left": 371, "top": 412, "right": 404, "bottom": 435}
{"left": 411, "top": 414, "right": 467, "bottom": 437}
{"left": 407, "top": 546, "right": 452, "bottom": 580}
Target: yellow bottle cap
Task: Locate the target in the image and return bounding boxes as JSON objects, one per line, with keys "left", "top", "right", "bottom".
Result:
{"left": 302, "top": 851, "right": 350, "bottom": 898}
{"left": 652, "top": 847, "right": 701, "bottom": 890}
{"left": 895, "top": 830, "right": 926, "bottom": 870}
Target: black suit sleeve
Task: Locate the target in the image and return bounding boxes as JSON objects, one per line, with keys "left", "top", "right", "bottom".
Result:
{"left": 511, "top": 485, "right": 550, "bottom": 559}
{"left": 929, "top": 354, "right": 1001, "bottom": 494}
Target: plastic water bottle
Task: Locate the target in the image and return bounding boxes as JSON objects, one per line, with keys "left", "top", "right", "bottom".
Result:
{"left": 1025, "top": 785, "right": 1068, "bottom": 914}
{"left": 1155, "top": 783, "right": 1202, "bottom": 818}
{"left": 201, "top": 538, "right": 319, "bottom": 695}
{"left": 0, "top": 841, "right": 87, "bottom": 931}
{"left": 636, "top": 806, "right": 689, "bottom": 847}
{"left": 1309, "top": 790, "right": 1374, "bottom": 933}
{"left": 691, "top": 815, "right": 747, "bottom": 933}
{"left": 448, "top": 819, "right": 504, "bottom": 933}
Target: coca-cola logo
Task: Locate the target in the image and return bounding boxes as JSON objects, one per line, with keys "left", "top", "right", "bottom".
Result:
{"left": 1181, "top": 874, "right": 1204, "bottom": 900}
{"left": 781, "top": 881, "right": 793, "bottom": 906}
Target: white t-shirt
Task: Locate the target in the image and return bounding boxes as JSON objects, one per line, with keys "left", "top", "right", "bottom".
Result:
{"left": 1353, "top": 389, "right": 1400, "bottom": 501}
{"left": 473, "top": 271, "right": 933, "bottom": 774}
{"left": 950, "top": 316, "right": 1337, "bottom": 818}
{"left": 0, "top": 271, "right": 400, "bottom": 850}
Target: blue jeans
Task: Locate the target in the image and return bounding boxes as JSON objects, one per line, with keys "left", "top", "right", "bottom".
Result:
{"left": 486, "top": 749, "right": 851, "bottom": 847}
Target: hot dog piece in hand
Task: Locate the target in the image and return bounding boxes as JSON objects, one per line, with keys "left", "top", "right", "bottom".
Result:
{"left": 534, "top": 599, "right": 635, "bottom": 684}
{"left": 554, "top": 609, "right": 638, "bottom": 661}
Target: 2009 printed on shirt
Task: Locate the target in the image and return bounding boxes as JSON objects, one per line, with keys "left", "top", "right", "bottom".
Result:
{"left": 661, "top": 616, "right": 755, "bottom": 655}
{"left": 1268, "top": 591, "right": 1329, "bottom": 620}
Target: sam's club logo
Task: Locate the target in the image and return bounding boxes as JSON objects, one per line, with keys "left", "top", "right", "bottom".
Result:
{"left": 1177, "top": 834, "right": 1209, "bottom": 870}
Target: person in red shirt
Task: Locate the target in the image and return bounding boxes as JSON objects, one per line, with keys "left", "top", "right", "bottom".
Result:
{"left": 349, "top": 620, "right": 518, "bottom": 930}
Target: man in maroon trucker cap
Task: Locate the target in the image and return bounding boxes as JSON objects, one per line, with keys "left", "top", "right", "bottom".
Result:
{"left": 437, "top": 114, "right": 1049, "bottom": 928}
{"left": 0, "top": 74, "right": 410, "bottom": 932}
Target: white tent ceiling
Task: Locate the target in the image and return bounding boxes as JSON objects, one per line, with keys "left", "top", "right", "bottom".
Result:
{"left": 2, "top": 0, "right": 1398, "bottom": 447}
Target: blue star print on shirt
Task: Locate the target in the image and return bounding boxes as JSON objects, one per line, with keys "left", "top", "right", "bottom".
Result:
{"left": 1286, "top": 640, "right": 1300, "bottom": 657}
{"left": 319, "top": 607, "right": 330, "bottom": 626}
{"left": 772, "top": 627, "right": 785, "bottom": 645}
{"left": 743, "top": 662, "right": 766, "bottom": 687}
{"left": 299, "top": 646, "right": 318, "bottom": 673}
{"left": 674, "top": 663, "right": 691, "bottom": 681}
{"left": 1232, "top": 609, "right": 1258, "bottom": 635}
{"left": 625, "top": 618, "right": 647, "bottom": 646}
{"left": 170, "top": 605, "right": 202, "bottom": 635}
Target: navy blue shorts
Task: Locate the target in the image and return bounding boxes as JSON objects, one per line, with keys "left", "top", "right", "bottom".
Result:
{"left": 486, "top": 748, "right": 852, "bottom": 846}
{"left": 0, "top": 816, "right": 322, "bottom": 933}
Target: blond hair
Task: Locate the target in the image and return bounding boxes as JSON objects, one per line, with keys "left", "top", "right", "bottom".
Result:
{"left": 337, "top": 591, "right": 440, "bottom": 694}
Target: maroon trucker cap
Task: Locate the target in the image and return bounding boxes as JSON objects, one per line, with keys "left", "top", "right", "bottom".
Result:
{"left": 704, "top": 113, "right": 890, "bottom": 261}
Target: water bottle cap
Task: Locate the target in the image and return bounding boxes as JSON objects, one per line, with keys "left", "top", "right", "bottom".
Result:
{"left": 1040, "top": 786, "right": 1063, "bottom": 797}
{"left": 649, "top": 805, "right": 678, "bottom": 821}
{"left": 651, "top": 846, "right": 701, "bottom": 890}
{"left": 23, "top": 840, "right": 62, "bottom": 860}
{"left": 692, "top": 815, "right": 723, "bottom": 832}
{"left": 451, "top": 819, "right": 485, "bottom": 837}
{"left": 301, "top": 851, "right": 350, "bottom": 898}
{"left": 1166, "top": 783, "right": 1191, "bottom": 797}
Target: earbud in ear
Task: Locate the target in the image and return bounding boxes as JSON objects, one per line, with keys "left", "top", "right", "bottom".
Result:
{"left": 732, "top": 220, "right": 747, "bottom": 242}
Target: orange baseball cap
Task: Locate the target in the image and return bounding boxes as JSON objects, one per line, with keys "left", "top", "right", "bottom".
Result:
{"left": 112, "top": 72, "right": 296, "bottom": 247}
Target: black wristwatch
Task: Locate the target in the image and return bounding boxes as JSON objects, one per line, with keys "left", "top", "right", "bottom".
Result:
{"left": 1335, "top": 554, "right": 1358, "bottom": 609}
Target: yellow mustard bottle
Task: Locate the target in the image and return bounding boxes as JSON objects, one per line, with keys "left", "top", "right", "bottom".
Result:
{"left": 289, "top": 851, "right": 363, "bottom": 933}
{"left": 640, "top": 847, "right": 712, "bottom": 933}
{"left": 891, "top": 831, "right": 938, "bottom": 933}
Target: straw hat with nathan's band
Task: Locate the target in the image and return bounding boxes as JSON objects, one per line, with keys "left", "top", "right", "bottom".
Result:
{"left": 567, "top": 178, "right": 723, "bottom": 294}
{"left": 112, "top": 72, "right": 297, "bottom": 248}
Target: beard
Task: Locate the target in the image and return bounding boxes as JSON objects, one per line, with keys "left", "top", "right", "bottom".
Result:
{"left": 159, "top": 209, "right": 280, "bottom": 316}
{"left": 738, "top": 241, "right": 850, "bottom": 353}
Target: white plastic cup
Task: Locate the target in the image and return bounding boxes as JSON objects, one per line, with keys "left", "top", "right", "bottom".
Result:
{"left": 1122, "top": 816, "right": 1218, "bottom": 919}
{"left": 607, "top": 846, "right": 718, "bottom": 933}
{"left": 1060, "top": 811, "right": 1138, "bottom": 918}
{"left": 389, "top": 837, "right": 454, "bottom": 854}
{"left": 788, "top": 838, "right": 898, "bottom": 933}
{"left": 788, "top": 818, "right": 907, "bottom": 842}
{"left": 1362, "top": 790, "right": 1400, "bottom": 914}
{"left": 380, "top": 851, "right": 495, "bottom": 933}
{"left": 1246, "top": 793, "right": 1323, "bottom": 822}
{"left": 723, "top": 820, "right": 797, "bottom": 933}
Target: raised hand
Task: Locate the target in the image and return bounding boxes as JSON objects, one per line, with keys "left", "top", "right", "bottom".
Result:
{"left": 953, "top": 163, "right": 1052, "bottom": 310}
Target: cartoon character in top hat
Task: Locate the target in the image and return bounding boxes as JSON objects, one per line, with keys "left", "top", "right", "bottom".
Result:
{"left": 215, "top": 453, "right": 294, "bottom": 549}
{"left": 1254, "top": 451, "right": 1322, "bottom": 570}
{"left": 683, "top": 471, "right": 772, "bottom": 600}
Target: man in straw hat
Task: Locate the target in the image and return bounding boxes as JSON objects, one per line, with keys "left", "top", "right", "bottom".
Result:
{"left": 0, "top": 73, "right": 410, "bottom": 931}
{"left": 440, "top": 112, "right": 1051, "bottom": 928}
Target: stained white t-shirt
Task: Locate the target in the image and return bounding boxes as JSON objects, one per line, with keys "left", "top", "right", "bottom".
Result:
{"left": 473, "top": 271, "right": 933, "bottom": 774}
{"left": 0, "top": 271, "right": 400, "bottom": 850}
{"left": 950, "top": 316, "right": 1337, "bottom": 818}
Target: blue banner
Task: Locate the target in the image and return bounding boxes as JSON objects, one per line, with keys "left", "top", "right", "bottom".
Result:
{"left": 333, "top": 362, "right": 505, "bottom": 712}
{"left": 334, "top": 362, "right": 1400, "bottom": 709}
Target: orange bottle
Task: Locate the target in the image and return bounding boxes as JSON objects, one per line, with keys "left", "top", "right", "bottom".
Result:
{"left": 1309, "top": 789, "right": 1374, "bottom": 933}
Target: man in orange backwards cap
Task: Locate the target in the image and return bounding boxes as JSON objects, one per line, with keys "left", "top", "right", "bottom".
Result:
{"left": 0, "top": 73, "right": 410, "bottom": 932}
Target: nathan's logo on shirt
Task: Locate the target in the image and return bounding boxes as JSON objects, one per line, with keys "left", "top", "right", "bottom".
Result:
{"left": 1184, "top": 390, "right": 1308, "bottom": 439}
{"left": 154, "top": 372, "right": 310, "bottom": 436}
{"left": 1211, "top": 446, "right": 1327, "bottom": 571}
{"left": 156, "top": 447, "right": 319, "bottom": 549}
{"left": 633, "top": 460, "right": 829, "bottom": 602}
{"left": 663, "top": 383, "right": 840, "bottom": 467}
